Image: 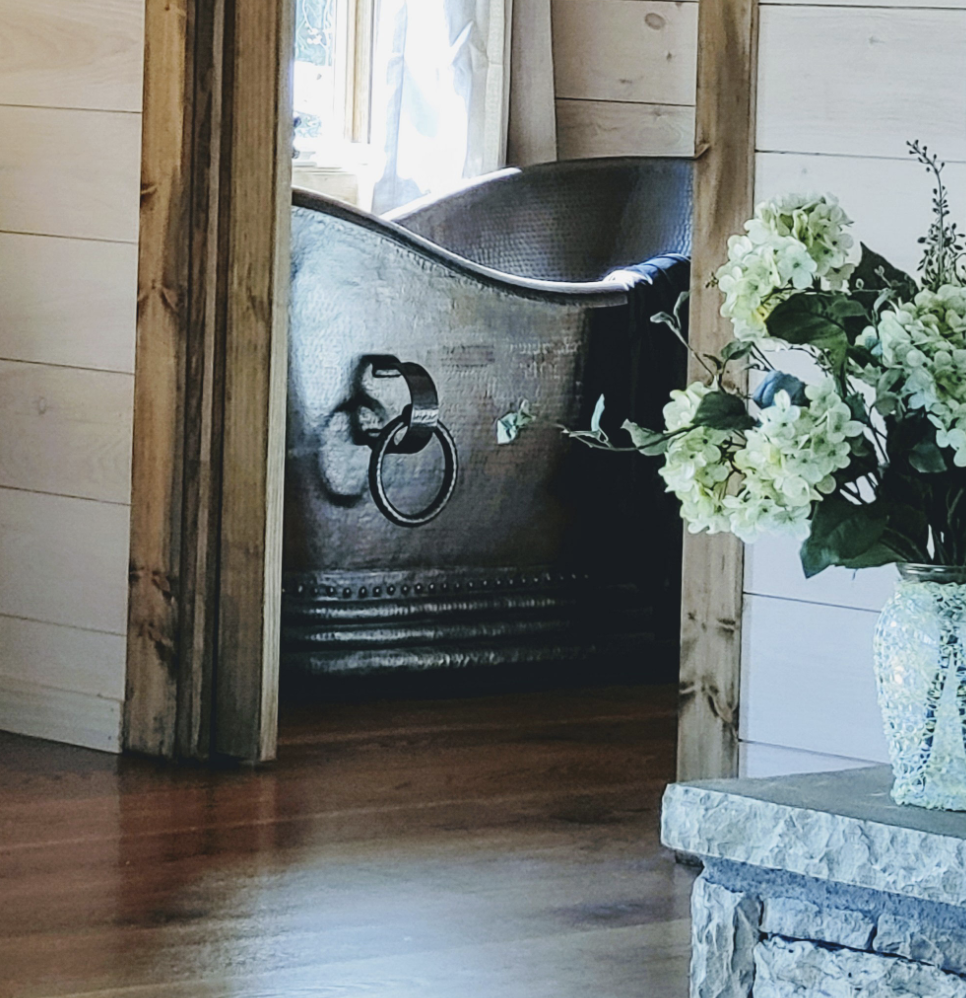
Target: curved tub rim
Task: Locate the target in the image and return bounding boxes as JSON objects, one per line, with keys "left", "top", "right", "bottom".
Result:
{"left": 382, "top": 154, "right": 693, "bottom": 224}
{"left": 292, "top": 184, "right": 641, "bottom": 308}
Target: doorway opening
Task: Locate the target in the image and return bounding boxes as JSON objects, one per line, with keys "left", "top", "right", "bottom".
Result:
{"left": 280, "top": 0, "right": 690, "bottom": 710}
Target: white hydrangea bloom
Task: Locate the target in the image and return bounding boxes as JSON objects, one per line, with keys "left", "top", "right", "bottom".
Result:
{"left": 856, "top": 284, "right": 966, "bottom": 465}
{"left": 727, "top": 380, "right": 864, "bottom": 543}
{"left": 658, "top": 383, "right": 735, "bottom": 535}
{"left": 716, "top": 194, "right": 855, "bottom": 346}
{"left": 657, "top": 377, "right": 865, "bottom": 545}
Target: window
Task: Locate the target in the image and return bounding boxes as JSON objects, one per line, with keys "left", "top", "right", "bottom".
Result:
{"left": 293, "top": 0, "right": 512, "bottom": 214}
{"left": 293, "top": 0, "right": 374, "bottom": 204}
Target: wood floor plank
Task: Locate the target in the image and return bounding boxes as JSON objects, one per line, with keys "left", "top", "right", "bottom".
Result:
{"left": 0, "top": 684, "right": 692, "bottom": 998}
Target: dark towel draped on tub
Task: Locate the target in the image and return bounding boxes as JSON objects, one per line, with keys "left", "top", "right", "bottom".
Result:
{"left": 596, "top": 253, "right": 691, "bottom": 444}
{"left": 284, "top": 157, "right": 693, "bottom": 682}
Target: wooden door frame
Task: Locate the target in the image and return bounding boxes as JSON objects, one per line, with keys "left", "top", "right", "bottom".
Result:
{"left": 124, "top": 0, "right": 293, "bottom": 762}
{"left": 676, "top": 0, "right": 760, "bottom": 781}
{"left": 123, "top": 0, "right": 758, "bottom": 771}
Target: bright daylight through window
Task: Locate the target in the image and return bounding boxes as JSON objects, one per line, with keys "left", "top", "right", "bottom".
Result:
{"left": 292, "top": 0, "right": 512, "bottom": 214}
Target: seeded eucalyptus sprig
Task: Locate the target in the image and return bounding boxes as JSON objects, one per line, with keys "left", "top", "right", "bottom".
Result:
{"left": 909, "top": 140, "right": 966, "bottom": 290}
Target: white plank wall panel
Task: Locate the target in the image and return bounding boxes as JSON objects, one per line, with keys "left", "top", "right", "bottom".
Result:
{"left": 757, "top": 6, "right": 966, "bottom": 162}
{"left": 756, "top": 153, "right": 966, "bottom": 277}
{"left": 556, "top": 99, "right": 695, "bottom": 158}
{"left": 0, "top": 488, "right": 130, "bottom": 635}
{"left": 0, "top": 234, "right": 138, "bottom": 372}
{"left": 552, "top": 0, "right": 698, "bottom": 106}
{"left": 0, "top": 677, "right": 122, "bottom": 753}
{"left": 0, "top": 616, "right": 126, "bottom": 701}
{"left": 740, "top": 595, "right": 891, "bottom": 763}
{"left": 0, "top": 0, "right": 143, "bottom": 750}
{"left": 0, "top": 0, "right": 145, "bottom": 112}
{"left": 0, "top": 361, "right": 133, "bottom": 503}
{"left": 745, "top": 536, "right": 897, "bottom": 613}
{"left": 740, "top": 742, "right": 877, "bottom": 779}
{"left": 0, "top": 106, "right": 142, "bottom": 243}
{"left": 740, "top": 0, "right": 966, "bottom": 777}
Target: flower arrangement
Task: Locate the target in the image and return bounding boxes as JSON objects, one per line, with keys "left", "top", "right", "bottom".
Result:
{"left": 598, "top": 142, "right": 966, "bottom": 576}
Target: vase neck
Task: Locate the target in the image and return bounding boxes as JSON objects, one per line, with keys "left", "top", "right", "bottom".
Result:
{"left": 898, "top": 563, "right": 966, "bottom": 584}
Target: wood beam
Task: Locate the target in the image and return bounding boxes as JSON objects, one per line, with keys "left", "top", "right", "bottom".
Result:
{"left": 125, "top": 0, "right": 291, "bottom": 762}
{"left": 676, "top": 0, "right": 760, "bottom": 781}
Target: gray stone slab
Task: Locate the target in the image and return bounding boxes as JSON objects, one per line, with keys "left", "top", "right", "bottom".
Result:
{"left": 874, "top": 912, "right": 966, "bottom": 977}
{"left": 753, "top": 937, "right": 966, "bottom": 998}
{"left": 690, "top": 872, "right": 760, "bottom": 998}
{"left": 761, "top": 896, "right": 874, "bottom": 950}
{"left": 662, "top": 768, "right": 966, "bottom": 907}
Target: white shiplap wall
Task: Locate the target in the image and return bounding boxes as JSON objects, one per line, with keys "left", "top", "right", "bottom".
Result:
{"left": 550, "top": 0, "right": 697, "bottom": 158}
{"left": 0, "top": 0, "right": 144, "bottom": 752}
{"left": 742, "top": 0, "right": 966, "bottom": 777}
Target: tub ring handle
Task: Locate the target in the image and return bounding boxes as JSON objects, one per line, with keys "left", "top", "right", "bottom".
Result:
{"left": 368, "top": 355, "right": 439, "bottom": 454}
{"left": 368, "top": 410, "right": 459, "bottom": 527}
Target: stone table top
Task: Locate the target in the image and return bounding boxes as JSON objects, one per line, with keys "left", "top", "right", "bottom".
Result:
{"left": 662, "top": 766, "right": 966, "bottom": 908}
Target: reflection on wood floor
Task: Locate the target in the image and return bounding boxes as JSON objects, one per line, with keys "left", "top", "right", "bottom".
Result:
{"left": 0, "top": 682, "right": 694, "bottom": 998}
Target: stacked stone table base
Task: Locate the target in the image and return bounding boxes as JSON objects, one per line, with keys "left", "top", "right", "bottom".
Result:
{"left": 694, "top": 864, "right": 966, "bottom": 997}
{"left": 662, "top": 768, "right": 966, "bottom": 998}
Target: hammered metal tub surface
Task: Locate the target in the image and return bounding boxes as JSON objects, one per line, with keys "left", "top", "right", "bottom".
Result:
{"left": 284, "top": 157, "right": 692, "bottom": 679}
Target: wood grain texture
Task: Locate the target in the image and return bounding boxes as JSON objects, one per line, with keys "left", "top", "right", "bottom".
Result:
{"left": 0, "top": 675, "right": 121, "bottom": 753}
{"left": 127, "top": 0, "right": 234, "bottom": 762}
{"left": 740, "top": 595, "right": 890, "bottom": 763}
{"left": 0, "top": 487, "right": 129, "bottom": 634}
{"left": 0, "top": 360, "right": 133, "bottom": 503}
{"left": 757, "top": 6, "right": 966, "bottom": 162}
{"left": 507, "top": 0, "right": 558, "bottom": 165}
{"left": 0, "top": 233, "right": 137, "bottom": 372}
{"left": 0, "top": 615, "right": 126, "bottom": 700}
{"left": 128, "top": 0, "right": 291, "bottom": 763}
{"left": 551, "top": 0, "right": 698, "bottom": 106}
{"left": 0, "top": 0, "right": 144, "bottom": 112}
{"left": 555, "top": 98, "right": 695, "bottom": 158}
{"left": 212, "top": 0, "right": 293, "bottom": 762}
{"left": 125, "top": 0, "right": 195, "bottom": 760}
{"left": 676, "top": 0, "right": 758, "bottom": 782}
{"left": 0, "top": 683, "right": 693, "bottom": 997}
{"left": 0, "top": 105, "right": 141, "bottom": 242}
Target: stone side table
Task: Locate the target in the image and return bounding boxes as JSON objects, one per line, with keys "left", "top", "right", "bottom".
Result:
{"left": 661, "top": 766, "right": 966, "bottom": 997}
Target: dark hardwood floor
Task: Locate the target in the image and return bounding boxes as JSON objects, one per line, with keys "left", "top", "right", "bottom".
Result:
{"left": 0, "top": 682, "right": 694, "bottom": 998}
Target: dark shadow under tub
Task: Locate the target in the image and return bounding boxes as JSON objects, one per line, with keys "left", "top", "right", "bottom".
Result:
{"left": 283, "top": 156, "right": 692, "bottom": 685}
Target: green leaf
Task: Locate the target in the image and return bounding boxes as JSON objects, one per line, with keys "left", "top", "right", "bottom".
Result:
{"left": 845, "top": 393, "right": 869, "bottom": 424}
{"left": 848, "top": 344, "right": 878, "bottom": 368}
{"left": 622, "top": 420, "right": 669, "bottom": 455}
{"left": 800, "top": 495, "right": 889, "bottom": 578}
{"left": 874, "top": 392, "right": 900, "bottom": 416}
{"left": 496, "top": 399, "right": 535, "bottom": 445}
{"left": 766, "top": 293, "right": 869, "bottom": 369}
{"left": 589, "top": 395, "right": 606, "bottom": 437}
{"left": 720, "top": 340, "right": 754, "bottom": 363}
{"left": 852, "top": 244, "right": 918, "bottom": 301}
{"left": 909, "top": 437, "right": 948, "bottom": 474}
{"left": 691, "top": 391, "right": 757, "bottom": 432}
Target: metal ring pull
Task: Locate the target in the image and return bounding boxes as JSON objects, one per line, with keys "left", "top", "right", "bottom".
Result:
{"left": 365, "top": 356, "right": 459, "bottom": 527}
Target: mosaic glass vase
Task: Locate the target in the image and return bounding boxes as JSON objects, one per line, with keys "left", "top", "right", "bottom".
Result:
{"left": 873, "top": 563, "right": 966, "bottom": 810}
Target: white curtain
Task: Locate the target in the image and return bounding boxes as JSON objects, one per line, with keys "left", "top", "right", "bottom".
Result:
{"left": 369, "top": 0, "right": 514, "bottom": 214}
